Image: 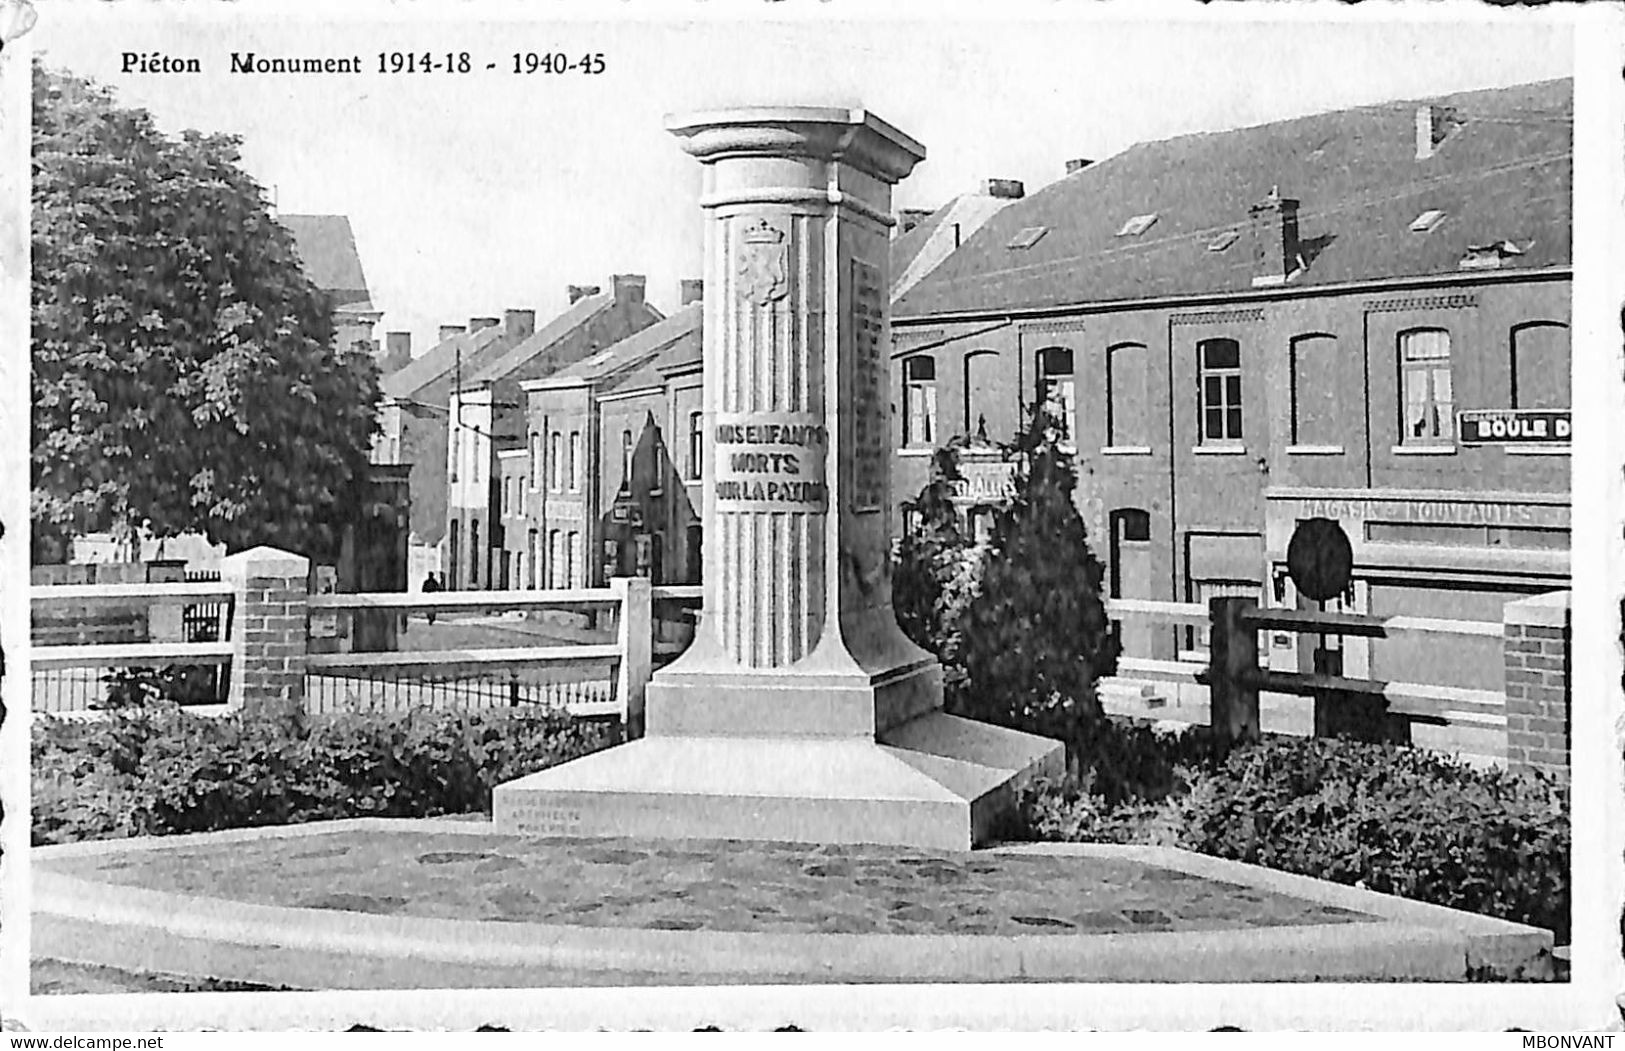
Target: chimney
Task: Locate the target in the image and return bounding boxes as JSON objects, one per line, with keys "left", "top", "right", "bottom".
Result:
{"left": 1415, "top": 104, "right": 1461, "bottom": 161}
{"left": 612, "top": 274, "right": 646, "bottom": 305}
{"left": 679, "top": 278, "right": 704, "bottom": 306}
{"left": 1247, "top": 188, "right": 1302, "bottom": 288}
{"left": 438, "top": 324, "right": 466, "bottom": 343}
{"left": 567, "top": 284, "right": 601, "bottom": 304}
{"left": 979, "top": 178, "right": 1025, "bottom": 200}
{"left": 898, "top": 208, "right": 934, "bottom": 234}
{"left": 469, "top": 316, "right": 499, "bottom": 332}
{"left": 504, "top": 309, "right": 536, "bottom": 342}
{"left": 384, "top": 331, "right": 412, "bottom": 371}
{"left": 1065, "top": 158, "right": 1094, "bottom": 175}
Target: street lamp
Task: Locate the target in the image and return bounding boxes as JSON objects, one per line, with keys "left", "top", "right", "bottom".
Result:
{"left": 0, "top": 0, "right": 37, "bottom": 53}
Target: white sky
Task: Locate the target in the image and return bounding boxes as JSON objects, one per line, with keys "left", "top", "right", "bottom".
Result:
{"left": 32, "top": 3, "right": 1575, "bottom": 356}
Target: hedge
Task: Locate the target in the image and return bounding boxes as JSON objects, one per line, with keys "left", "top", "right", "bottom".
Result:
{"left": 32, "top": 704, "right": 619, "bottom": 845}
{"left": 1016, "top": 733, "right": 1571, "bottom": 943}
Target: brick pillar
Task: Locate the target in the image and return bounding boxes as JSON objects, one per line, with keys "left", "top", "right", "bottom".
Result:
{"left": 1503, "top": 591, "right": 1571, "bottom": 781}
{"left": 219, "top": 546, "right": 310, "bottom": 717}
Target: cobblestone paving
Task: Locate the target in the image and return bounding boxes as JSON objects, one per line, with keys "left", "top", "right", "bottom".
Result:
{"left": 45, "top": 831, "right": 1375, "bottom": 937}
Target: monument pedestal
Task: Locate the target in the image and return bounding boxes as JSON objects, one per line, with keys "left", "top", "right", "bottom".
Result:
{"left": 494, "top": 106, "right": 1061, "bottom": 851}
{"left": 494, "top": 712, "right": 1062, "bottom": 852}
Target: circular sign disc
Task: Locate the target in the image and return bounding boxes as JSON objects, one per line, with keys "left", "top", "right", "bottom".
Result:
{"left": 1286, "top": 517, "right": 1353, "bottom": 603}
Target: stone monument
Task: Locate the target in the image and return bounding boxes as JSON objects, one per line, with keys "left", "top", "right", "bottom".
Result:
{"left": 495, "top": 107, "right": 1061, "bottom": 850}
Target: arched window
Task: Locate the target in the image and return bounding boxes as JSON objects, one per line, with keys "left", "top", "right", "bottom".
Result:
{"left": 569, "top": 431, "right": 582, "bottom": 491}
{"left": 621, "top": 429, "right": 634, "bottom": 490}
{"left": 549, "top": 432, "right": 562, "bottom": 490}
{"left": 1511, "top": 322, "right": 1570, "bottom": 410}
{"left": 1398, "top": 328, "right": 1453, "bottom": 443}
{"left": 963, "top": 350, "right": 1000, "bottom": 440}
{"left": 1197, "top": 338, "right": 1243, "bottom": 444}
{"left": 1037, "top": 346, "right": 1075, "bottom": 441}
{"left": 1288, "top": 334, "right": 1338, "bottom": 445}
{"left": 902, "top": 356, "right": 937, "bottom": 446}
{"left": 1107, "top": 343, "right": 1148, "bottom": 447}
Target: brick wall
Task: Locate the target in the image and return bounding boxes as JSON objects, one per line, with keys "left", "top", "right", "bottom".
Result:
{"left": 220, "top": 546, "right": 310, "bottom": 717}
{"left": 1502, "top": 591, "right": 1571, "bottom": 781}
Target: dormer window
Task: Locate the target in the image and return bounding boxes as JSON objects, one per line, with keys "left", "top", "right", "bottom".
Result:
{"left": 1206, "top": 230, "right": 1240, "bottom": 252}
{"left": 1117, "top": 213, "right": 1158, "bottom": 237}
{"left": 1409, "top": 209, "right": 1446, "bottom": 233}
{"left": 1007, "top": 226, "right": 1048, "bottom": 250}
{"left": 1460, "top": 240, "right": 1527, "bottom": 270}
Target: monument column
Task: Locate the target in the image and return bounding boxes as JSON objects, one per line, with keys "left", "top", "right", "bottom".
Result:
{"left": 494, "top": 107, "right": 1061, "bottom": 851}
{"left": 647, "top": 107, "right": 941, "bottom": 737}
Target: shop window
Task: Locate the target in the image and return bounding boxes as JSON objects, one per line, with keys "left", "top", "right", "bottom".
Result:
{"left": 1511, "top": 322, "right": 1570, "bottom": 411}
{"left": 1037, "top": 347, "right": 1075, "bottom": 442}
{"left": 1289, "top": 334, "right": 1338, "bottom": 445}
{"left": 1197, "top": 338, "right": 1243, "bottom": 444}
{"left": 964, "top": 350, "right": 999, "bottom": 440}
{"left": 1107, "top": 343, "right": 1148, "bottom": 447}
{"left": 903, "top": 356, "right": 937, "bottom": 446}
{"left": 688, "top": 411, "right": 703, "bottom": 480}
{"left": 1398, "top": 328, "right": 1454, "bottom": 444}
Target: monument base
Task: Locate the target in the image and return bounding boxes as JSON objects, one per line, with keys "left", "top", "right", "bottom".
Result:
{"left": 492, "top": 711, "right": 1063, "bottom": 851}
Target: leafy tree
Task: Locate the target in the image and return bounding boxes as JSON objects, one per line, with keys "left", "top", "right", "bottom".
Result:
{"left": 954, "top": 403, "right": 1119, "bottom": 771}
{"left": 31, "top": 63, "right": 379, "bottom": 562}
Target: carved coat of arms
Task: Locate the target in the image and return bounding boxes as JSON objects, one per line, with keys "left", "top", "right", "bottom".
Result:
{"left": 737, "top": 218, "right": 788, "bottom": 306}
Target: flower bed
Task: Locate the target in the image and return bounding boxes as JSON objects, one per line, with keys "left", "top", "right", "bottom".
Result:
{"left": 1015, "top": 730, "right": 1570, "bottom": 943}
{"left": 32, "top": 704, "right": 619, "bottom": 845}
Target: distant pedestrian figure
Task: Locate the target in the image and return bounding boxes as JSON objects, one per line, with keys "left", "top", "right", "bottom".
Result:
{"left": 422, "top": 572, "right": 442, "bottom": 624}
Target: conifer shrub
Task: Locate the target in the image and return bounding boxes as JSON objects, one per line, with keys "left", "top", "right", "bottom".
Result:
{"left": 952, "top": 405, "right": 1119, "bottom": 771}
{"left": 32, "top": 704, "right": 619, "bottom": 845}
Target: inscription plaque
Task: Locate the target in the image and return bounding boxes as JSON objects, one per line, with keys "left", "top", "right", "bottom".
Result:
{"left": 713, "top": 412, "right": 828, "bottom": 513}
{"left": 850, "top": 258, "right": 885, "bottom": 513}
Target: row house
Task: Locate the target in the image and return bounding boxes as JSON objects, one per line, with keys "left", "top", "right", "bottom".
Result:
{"left": 444, "top": 275, "right": 665, "bottom": 590}
{"left": 377, "top": 311, "right": 540, "bottom": 574}
{"left": 515, "top": 288, "right": 704, "bottom": 590}
{"left": 485, "top": 175, "right": 1028, "bottom": 592}
{"left": 890, "top": 78, "right": 1572, "bottom": 703}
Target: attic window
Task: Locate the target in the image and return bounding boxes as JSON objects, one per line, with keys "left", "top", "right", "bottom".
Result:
{"left": 1117, "top": 213, "right": 1159, "bottom": 238}
{"left": 1206, "top": 230, "right": 1240, "bottom": 252}
{"left": 1460, "top": 240, "right": 1527, "bottom": 270}
{"left": 1409, "top": 209, "right": 1446, "bottom": 233}
{"left": 1007, "top": 226, "right": 1048, "bottom": 250}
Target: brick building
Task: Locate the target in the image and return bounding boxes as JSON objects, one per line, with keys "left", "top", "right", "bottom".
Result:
{"left": 280, "top": 214, "right": 383, "bottom": 363}
{"left": 445, "top": 275, "right": 665, "bottom": 589}
{"left": 889, "top": 79, "right": 1572, "bottom": 694}
{"left": 377, "top": 312, "right": 538, "bottom": 572}
{"left": 517, "top": 289, "right": 704, "bottom": 589}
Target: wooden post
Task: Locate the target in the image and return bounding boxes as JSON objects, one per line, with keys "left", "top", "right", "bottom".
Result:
{"left": 613, "top": 575, "right": 652, "bottom": 739}
{"left": 1208, "top": 597, "right": 1261, "bottom": 750}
